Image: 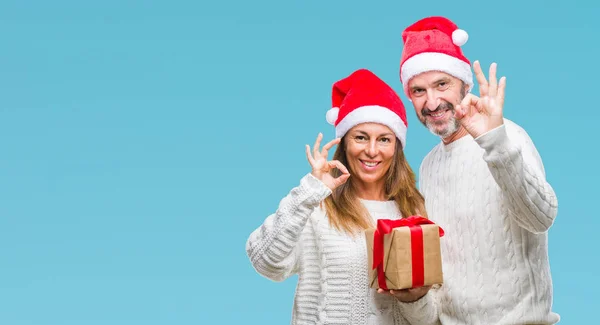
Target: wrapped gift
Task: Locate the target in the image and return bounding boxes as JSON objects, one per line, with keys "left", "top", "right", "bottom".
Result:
{"left": 365, "top": 216, "right": 445, "bottom": 290}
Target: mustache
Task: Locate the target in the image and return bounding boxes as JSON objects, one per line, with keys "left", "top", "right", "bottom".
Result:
{"left": 422, "top": 101, "right": 455, "bottom": 116}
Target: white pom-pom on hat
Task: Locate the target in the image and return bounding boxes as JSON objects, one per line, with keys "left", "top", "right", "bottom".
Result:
{"left": 452, "top": 29, "right": 468, "bottom": 47}
{"left": 326, "top": 107, "right": 339, "bottom": 125}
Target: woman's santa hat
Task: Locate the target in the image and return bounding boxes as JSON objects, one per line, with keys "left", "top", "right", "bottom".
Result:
{"left": 325, "top": 69, "right": 408, "bottom": 148}
{"left": 399, "top": 16, "right": 473, "bottom": 97}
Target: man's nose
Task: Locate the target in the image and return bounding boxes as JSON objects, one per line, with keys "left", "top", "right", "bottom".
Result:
{"left": 425, "top": 92, "right": 440, "bottom": 111}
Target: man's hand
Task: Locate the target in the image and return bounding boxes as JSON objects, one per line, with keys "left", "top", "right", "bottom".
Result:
{"left": 377, "top": 285, "right": 431, "bottom": 303}
{"left": 454, "top": 61, "right": 506, "bottom": 138}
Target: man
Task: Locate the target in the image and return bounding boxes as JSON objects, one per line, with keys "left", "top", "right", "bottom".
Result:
{"left": 380, "top": 16, "right": 560, "bottom": 324}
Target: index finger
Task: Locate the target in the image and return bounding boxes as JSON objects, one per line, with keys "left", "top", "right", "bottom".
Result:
{"left": 461, "top": 93, "right": 481, "bottom": 106}
{"left": 328, "top": 160, "right": 349, "bottom": 175}
{"left": 457, "top": 94, "right": 481, "bottom": 117}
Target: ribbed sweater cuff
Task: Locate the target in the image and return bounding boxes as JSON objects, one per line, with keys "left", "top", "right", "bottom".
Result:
{"left": 301, "top": 173, "right": 332, "bottom": 206}
{"left": 396, "top": 291, "right": 437, "bottom": 322}
{"left": 475, "top": 123, "right": 508, "bottom": 151}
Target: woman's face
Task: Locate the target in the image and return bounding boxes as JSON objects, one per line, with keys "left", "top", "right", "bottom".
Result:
{"left": 344, "top": 123, "right": 396, "bottom": 186}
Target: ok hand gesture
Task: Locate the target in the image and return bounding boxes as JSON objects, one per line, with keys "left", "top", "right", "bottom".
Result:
{"left": 454, "top": 61, "right": 506, "bottom": 138}
{"left": 305, "top": 133, "right": 350, "bottom": 191}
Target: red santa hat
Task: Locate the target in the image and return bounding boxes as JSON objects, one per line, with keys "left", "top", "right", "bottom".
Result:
{"left": 325, "top": 69, "right": 408, "bottom": 148}
{"left": 399, "top": 16, "right": 473, "bottom": 97}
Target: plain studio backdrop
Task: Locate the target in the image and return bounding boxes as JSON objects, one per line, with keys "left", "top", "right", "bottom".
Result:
{"left": 0, "top": 0, "right": 596, "bottom": 324}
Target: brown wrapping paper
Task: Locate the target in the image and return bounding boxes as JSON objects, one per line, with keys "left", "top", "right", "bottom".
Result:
{"left": 365, "top": 224, "right": 443, "bottom": 290}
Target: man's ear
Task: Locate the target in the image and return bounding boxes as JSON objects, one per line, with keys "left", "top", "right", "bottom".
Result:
{"left": 461, "top": 82, "right": 469, "bottom": 98}
{"left": 406, "top": 91, "right": 413, "bottom": 102}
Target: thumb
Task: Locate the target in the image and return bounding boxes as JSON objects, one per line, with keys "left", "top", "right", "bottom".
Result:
{"left": 332, "top": 173, "right": 350, "bottom": 188}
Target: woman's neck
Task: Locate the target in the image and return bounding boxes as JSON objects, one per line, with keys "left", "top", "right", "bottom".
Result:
{"left": 353, "top": 180, "right": 387, "bottom": 201}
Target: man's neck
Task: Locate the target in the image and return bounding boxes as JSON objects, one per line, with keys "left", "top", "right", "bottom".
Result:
{"left": 442, "top": 127, "right": 469, "bottom": 144}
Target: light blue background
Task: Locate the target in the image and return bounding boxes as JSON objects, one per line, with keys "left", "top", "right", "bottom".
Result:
{"left": 0, "top": 0, "right": 597, "bottom": 324}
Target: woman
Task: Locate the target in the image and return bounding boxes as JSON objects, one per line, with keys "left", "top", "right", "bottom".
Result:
{"left": 246, "top": 69, "right": 435, "bottom": 325}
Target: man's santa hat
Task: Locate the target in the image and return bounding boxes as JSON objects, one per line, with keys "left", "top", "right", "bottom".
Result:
{"left": 325, "top": 69, "right": 408, "bottom": 148}
{"left": 399, "top": 16, "right": 473, "bottom": 97}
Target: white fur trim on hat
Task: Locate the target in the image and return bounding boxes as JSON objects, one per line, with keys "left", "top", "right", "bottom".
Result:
{"left": 335, "top": 105, "right": 407, "bottom": 148}
{"left": 401, "top": 52, "right": 473, "bottom": 98}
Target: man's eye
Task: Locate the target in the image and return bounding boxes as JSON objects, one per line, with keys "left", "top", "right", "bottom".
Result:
{"left": 412, "top": 89, "right": 425, "bottom": 96}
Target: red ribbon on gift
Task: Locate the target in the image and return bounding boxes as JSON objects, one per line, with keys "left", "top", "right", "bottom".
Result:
{"left": 372, "top": 216, "right": 444, "bottom": 290}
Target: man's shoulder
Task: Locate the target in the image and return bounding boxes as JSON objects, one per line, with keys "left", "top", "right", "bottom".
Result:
{"left": 503, "top": 118, "right": 536, "bottom": 144}
{"left": 503, "top": 118, "right": 520, "bottom": 130}
{"left": 503, "top": 118, "right": 529, "bottom": 134}
{"left": 419, "top": 143, "right": 443, "bottom": 169}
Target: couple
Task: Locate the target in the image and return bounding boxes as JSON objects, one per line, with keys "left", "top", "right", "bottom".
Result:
{"left": 246, "top": 16, "right": 559, "bottom": 325}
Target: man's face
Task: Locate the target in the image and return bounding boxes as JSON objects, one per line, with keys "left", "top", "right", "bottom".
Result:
{"left": 407, "top": 71, "right": 467, "bottom": 139}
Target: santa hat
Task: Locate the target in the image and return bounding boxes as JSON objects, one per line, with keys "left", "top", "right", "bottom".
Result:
{"left": 325, "top": 69, "right": 408, "bottom": 148}
{"left": 399, "top": 16, "right": 473, "bottom": 97}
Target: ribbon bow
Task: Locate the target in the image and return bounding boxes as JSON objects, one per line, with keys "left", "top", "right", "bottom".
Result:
{"left": 372, "top": 216, "right": 444, "bottom": 290}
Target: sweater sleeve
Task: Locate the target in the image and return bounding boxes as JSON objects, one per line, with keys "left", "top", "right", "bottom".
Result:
{"left": 396, "top": 290, "right": 442, "bottom": 325}
{"left": 474, "top": 121, "right": 558, "bottom": 233}
{"left": 245, "top": 173, "right": 332, "bottom": 282}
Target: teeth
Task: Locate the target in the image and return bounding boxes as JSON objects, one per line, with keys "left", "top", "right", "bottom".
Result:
{"left": 430, "top": 111, "right": 445, "bottom": 117}
{"left": 363, "top": 161, "right": 378, "bottom": 167}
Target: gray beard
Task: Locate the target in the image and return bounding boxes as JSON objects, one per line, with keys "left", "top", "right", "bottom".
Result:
{"left": 424, "top": 112, "right": 460, "bottom": 138}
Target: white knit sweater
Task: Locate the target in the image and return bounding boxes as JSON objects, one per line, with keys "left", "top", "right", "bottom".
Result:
{"left": 409, "top": 119, "right": 560, "bottom": 325}
{"left": 246, "top": 174, "right": 430, "bottom": 325}
{"left": 246, "top": 119, "right": 560, "bottom": 325}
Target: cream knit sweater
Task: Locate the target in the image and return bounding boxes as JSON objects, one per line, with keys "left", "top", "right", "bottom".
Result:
{"left": 408, "top": 120, "right": 560, "bottom": 325}
{"left": 245, "top": 174, "right": 429, "bottom": 325}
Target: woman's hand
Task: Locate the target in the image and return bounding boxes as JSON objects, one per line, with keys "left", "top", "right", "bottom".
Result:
{"left": 305, "top": 133, "right": 350, "bottom": 191}
{"left": 377, "top": 285, "right": 431, "bottom": 303}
